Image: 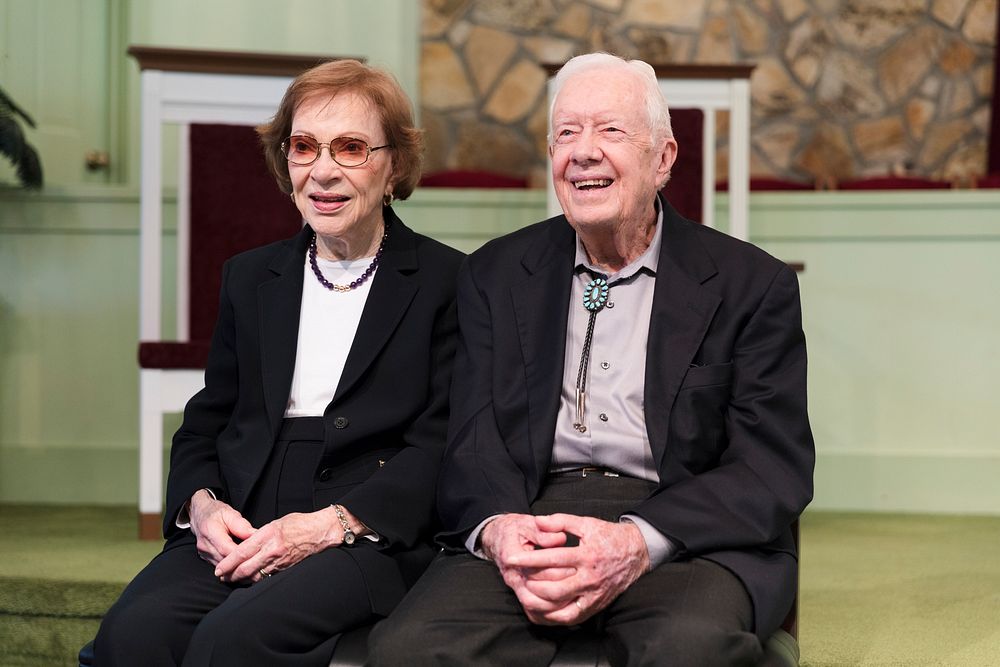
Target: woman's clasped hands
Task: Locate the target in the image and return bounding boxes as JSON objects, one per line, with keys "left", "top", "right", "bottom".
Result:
{"left": 190, "top": 490, "right": 358, "bottom": 584}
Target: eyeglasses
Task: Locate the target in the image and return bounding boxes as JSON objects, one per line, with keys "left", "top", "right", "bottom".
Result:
{"left": 281, "top": 135, "right": 392, "bottom": 167}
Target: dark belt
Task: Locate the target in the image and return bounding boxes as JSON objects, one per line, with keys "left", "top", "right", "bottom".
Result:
{"left": 549, "top": 466, "right": 621, "bottom": 478}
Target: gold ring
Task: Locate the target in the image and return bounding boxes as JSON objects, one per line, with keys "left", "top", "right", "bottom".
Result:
{"left": 575, "top": 598, "right": 584, "bottom": 611}
{"left": 259, "top": 568, "right": 271, "bottom": 578}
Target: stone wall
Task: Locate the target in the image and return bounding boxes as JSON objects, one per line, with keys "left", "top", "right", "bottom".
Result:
{"left": 420, "top": 0, "right": 997, "bottom": 187}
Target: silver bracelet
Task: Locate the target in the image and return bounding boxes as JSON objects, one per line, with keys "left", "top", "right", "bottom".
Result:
{"left": 332, "top": 504, "right": 356, "bottom": 545}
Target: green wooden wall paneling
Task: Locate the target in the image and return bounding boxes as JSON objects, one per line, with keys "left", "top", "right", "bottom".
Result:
{"left": 2, "top": 188, "right": 1000, "bottom": 514}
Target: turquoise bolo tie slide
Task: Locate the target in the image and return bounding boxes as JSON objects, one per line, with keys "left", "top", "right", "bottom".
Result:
{"left": 582, "top": 277, "right": 610, "bottom": 312}
{"left": 574, "top": 276, "right": 611, "bottom": 433}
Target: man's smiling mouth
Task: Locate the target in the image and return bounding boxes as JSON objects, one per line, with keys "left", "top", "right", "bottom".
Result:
{"left": 573, "top": 179, "right": 613, "bottom": 190}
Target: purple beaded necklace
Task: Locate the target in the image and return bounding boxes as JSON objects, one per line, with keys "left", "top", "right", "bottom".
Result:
{"left": 308, "top": 224, "right": 388, "bottom": 293}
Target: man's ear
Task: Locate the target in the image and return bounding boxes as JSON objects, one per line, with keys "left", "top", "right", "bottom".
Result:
{"left": 655, "top": 137, "right": 678, "bottom": 186}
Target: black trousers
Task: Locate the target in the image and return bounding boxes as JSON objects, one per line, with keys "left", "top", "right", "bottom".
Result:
{"left": 93, "top": 419, "right": 379, "bottom": 667}
{"left": 368, "top": 475, "right": 763, "bottom": 667}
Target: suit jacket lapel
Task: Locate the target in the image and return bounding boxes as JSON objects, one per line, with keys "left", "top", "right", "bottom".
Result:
{"left": 645, "top": 202, "right": 721, "bottom": 471}
{"left": 510, "top": 218, "right": 576, "bottom": 488}
{"left": 331, "top": 209, "right": 419, "bottom": 405}
{"left": 259, "top": 225, "right": 311, "bottom": 439}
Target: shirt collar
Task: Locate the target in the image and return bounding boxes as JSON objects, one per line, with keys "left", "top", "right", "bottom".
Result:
{"left": 574, "top": 195, "right": 664, "bottom": 281}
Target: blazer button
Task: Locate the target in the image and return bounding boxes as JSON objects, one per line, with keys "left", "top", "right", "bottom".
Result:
{"left": 333, "top": 416, "right": 349, "bottom": 429}
{"left": 318, "top": 468, "right": 333, "bottom": 482}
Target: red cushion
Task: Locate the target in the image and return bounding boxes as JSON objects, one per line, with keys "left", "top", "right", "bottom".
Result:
{"left": 837, "top": 176, "right": 951, "bottom": 190}
{"left": 717, "top": 178, "right": 814, "bottom": 192}
{"left": 419, "top": 170, "right": 528, "bottom": 189}
{"left": 138, "top": 341, "right": 211, "bottom": 369}
{"left": 976, "top": 173, "right": 1000, "bottom": 188}
{"left": 188, "top": 124, "right": 304, "bottom": 341}
{"left": 659, "top": 109, "right": 703, "bottom": 223}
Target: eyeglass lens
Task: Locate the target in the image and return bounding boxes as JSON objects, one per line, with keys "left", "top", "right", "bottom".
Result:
{"left": 284, "top": 136, "right": 373, "bottom": 167}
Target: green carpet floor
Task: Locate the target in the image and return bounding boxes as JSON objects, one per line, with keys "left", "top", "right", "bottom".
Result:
{"left": 797, "top": 512, "right": 1000, "bottom": 666}
{"left": 0, "top": 506, "right": 161, "bottom": 667}
{"left": 1, "top": 506, "right": 998, "bottom": 666}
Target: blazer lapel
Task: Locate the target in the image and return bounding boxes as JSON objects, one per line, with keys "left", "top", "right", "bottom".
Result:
{"left": 259, "top": 226, "right": 311, "bottom": 439}
{"left": 645, "top": 203, "right": 721, "bottom": 471}
{"left": 330, "top": 209, "right": 419, "bottom": 405}
{"left": 510, "top": 218, "right": 576, "bottom": 488}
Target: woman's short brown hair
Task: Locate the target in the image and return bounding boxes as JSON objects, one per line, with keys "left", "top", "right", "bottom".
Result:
{"left": 257, "top": 59, "right": 423, "bottom": 200}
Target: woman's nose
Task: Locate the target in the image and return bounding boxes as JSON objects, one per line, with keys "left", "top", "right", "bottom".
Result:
{"left": 310, "top": 149, "right": 343, "bottom": 181}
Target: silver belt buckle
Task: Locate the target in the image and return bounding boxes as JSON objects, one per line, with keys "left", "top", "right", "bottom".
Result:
{"left": 581, "top": 467, "right": 618, "bottom": 478}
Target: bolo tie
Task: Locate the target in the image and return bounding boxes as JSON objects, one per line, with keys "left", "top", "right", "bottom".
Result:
{"left": 573, "top": 273, "right": 620, "bottom": 433}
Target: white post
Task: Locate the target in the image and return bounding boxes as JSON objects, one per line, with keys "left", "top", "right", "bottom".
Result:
{"left": 138, "top": 71, "right": 166, "bottom": 535}
{"left": 701, "top": 108, "right": 715, "bottom": 229}
{"left": 176, "top": 123, "right": 190, "bottom": 341}
{"left": 728, "top": 79, "right": 751, "bottom": 241}
{"left": 139, "top": 370, "right": 163, "bottom": 517}
{"left": 139, "top": 70, "right": 164, "bottom": 340}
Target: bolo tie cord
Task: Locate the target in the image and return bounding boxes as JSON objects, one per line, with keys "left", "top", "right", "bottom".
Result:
{"left": 573, "top": 275, "right": 616, "bottom": 433}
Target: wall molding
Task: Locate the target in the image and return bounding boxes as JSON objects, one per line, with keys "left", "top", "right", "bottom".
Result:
{"left": 4, "top": 445, "right": 998, "bottom": 515}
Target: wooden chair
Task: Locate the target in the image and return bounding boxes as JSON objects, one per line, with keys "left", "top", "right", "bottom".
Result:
{"left": 129, "top": 46, "right": 328, "bottom": 539}
{"left": 137, "top": 123, "right": 301, "bottom": 537}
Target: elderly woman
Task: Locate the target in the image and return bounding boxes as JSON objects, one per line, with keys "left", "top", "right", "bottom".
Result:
{"left": 91, "top": 59, "right": 463, "bottom": 665}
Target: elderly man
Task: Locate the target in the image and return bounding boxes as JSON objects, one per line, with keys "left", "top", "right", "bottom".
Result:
{"left": 369, "top": 53, "right": 814, "bottom": 666}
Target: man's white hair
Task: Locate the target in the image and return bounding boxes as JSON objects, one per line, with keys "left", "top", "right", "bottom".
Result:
{"left": 547, "top": 52, "right": 673, "bottom": 146}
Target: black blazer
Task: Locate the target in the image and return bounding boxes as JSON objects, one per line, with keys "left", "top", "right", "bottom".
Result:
{"left": 164, "top": 209, "right": 464, "bottom": 612}
{"left": 437, "top": 200, "right": 815, "bottom": 638}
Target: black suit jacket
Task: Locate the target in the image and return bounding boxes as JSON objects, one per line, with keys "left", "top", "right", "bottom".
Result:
{"left": 164, "top": 209, "right": 464, "bottom": 612}
{"left": 437, "top": 200, "right": 814, "bottom": 638}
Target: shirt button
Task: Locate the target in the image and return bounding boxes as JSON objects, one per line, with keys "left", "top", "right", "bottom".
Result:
{"left": 333, "top": 416, "right": 349, "bottom": 429}
{"left": 599, "top": 413, "right": 609, "bottom": 422}
{"left": 606, "top": 301, "right": 615, "bottom": 309}
{"left": 318, "top": 468, "right": 333, "bottom": 482}
{"left": 600, "top": 361, "right": 610, "bottom": 370}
